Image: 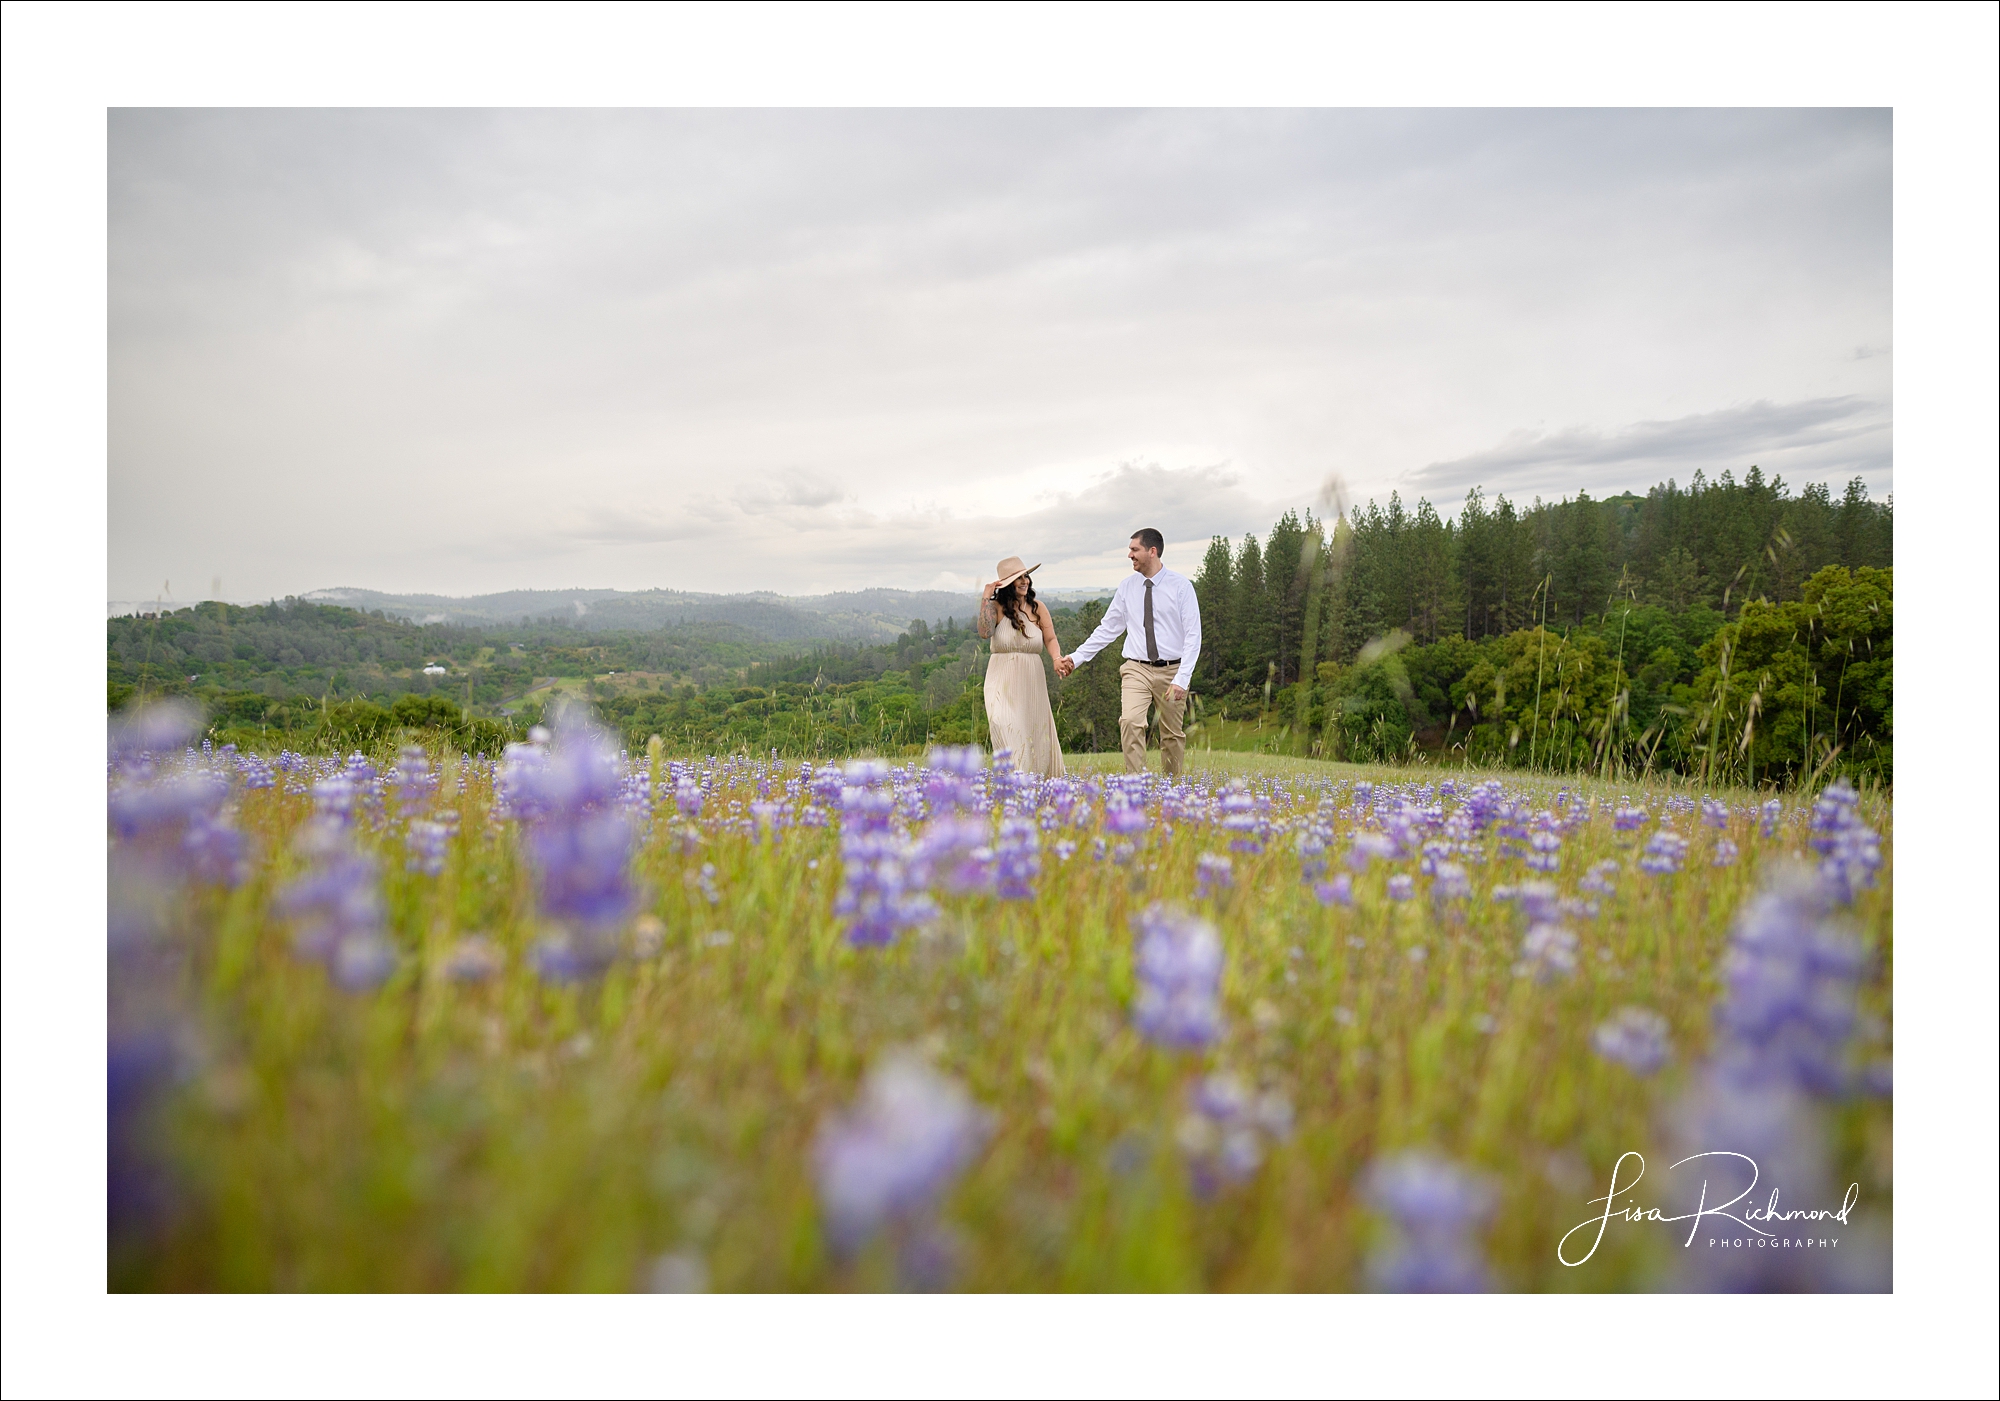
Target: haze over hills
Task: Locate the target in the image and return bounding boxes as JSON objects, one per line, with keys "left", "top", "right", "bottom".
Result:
{"left": 109, "top": 585, "right": 1113, "bottom": 645}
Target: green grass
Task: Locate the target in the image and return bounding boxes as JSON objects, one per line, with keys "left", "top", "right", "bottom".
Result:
{"left": 116, "top": 749, "right": 1891, "bottom": 1291}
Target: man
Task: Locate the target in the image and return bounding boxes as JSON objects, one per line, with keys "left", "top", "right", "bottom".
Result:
{"left": 1056, "top": 528, "right": 1202, "bottom": 776}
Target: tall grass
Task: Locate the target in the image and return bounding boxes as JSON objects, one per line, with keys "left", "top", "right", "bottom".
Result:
{"left": 115, "top": 748, "right": 1890, "bottom": 1291}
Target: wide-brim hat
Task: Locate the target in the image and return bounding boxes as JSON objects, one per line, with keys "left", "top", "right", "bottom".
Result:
{"left": 995, "top": 556, "right": 1041, "bottom": 588}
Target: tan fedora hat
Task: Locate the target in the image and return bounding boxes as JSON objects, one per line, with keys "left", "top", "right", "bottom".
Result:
{"left": 994, "top": 556, "right": 1041, "bottom": 588}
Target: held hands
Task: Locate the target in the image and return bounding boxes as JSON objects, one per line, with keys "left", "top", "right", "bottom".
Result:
{"left": 1055, "top": 655, "right": 1075, "bottom": 679}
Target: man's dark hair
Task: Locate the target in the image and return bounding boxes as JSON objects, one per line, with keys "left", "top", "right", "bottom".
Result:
{"left": 1131, "top": 527, "right": 1165, "bottom": 557}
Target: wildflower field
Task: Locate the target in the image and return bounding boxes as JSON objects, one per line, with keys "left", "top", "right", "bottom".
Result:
{"left": 109, "top": 704, "right": 1892, "bottom": 1292}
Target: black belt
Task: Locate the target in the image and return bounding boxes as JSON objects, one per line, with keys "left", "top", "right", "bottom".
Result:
{"left": 1137, "top": 658, "right": 1181, "bottom": 667}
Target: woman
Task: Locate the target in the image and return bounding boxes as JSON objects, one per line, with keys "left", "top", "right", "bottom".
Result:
{"left": 976, "top": 555, "right": 1066, "bottom": 777}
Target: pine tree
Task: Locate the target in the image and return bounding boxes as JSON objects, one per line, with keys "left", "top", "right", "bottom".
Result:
{"left": 1336, "top": 505, "right": 1386, "bottom": 661}
{"left": 1407, "top": 497, "right": 1458, "bottom": 642}
{"left": 1554, "top": 492, "right": 1612, "bottom": 624}
{"left": 1190, "top": 535, "right": 1235, "bottom": 693}
{"left": 1494, "top": 495, "right": 1537, "bottom": 634}
{"left": 1230, "top": 534, "right": 1272, "bottom": 694}
{"left": 1378, "top": 492, "right": 1412, "bottom": 633}
{"left": 1265, "top": 510, "right": 1308, "bottom": 685}
{"left": 1456, "top": 486, "right": 1491, "bottom": 637}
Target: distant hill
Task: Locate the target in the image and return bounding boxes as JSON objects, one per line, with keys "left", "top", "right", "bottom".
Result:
{"left": 283, "top": 584, "right": 1109, "bottom": 644}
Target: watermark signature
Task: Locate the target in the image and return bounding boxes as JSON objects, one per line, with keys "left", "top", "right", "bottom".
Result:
{"left": 1558, "top": 1152, "right": 1860, "bottom": 1266}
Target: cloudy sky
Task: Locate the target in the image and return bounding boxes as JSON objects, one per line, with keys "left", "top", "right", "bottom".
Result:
{"left": 109, "top": 108, "right": 1890, "bottom": 601}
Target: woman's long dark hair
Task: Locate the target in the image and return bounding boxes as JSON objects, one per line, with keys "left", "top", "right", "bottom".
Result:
{"left": 998, "top": 575, "right": 1039, "bottom": 635}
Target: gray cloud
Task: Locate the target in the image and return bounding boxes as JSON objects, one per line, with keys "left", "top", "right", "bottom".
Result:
{"left": 1411, "top": 397, "right": 1891, "bottom": 504}
{"left": 504, "top": 461, "right": 1270, "bottom": 593}
{"left": 108, "top": 109, "right": 1891, "bottom": 598}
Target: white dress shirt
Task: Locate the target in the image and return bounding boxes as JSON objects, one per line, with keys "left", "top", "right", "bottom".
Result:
{"left": 1071, "top": 566, "right": 1202, "bottom": 691}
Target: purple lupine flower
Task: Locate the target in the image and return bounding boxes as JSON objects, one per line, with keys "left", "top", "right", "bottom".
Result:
{"left": 341, "top": 752, "right": 384, "bottom": 819}
{"left": 108, "top": 716, "right": 254, "bottom": 936}
{"left": 1700, "top": 797, "right": 1730, "bottom": 830}
{"left": 919, "top": 815, "right": 994, "bottom": 896}
{"left": 835, "top": 831, "right": 921, "bottom": 946}
{"left": 687, "top": 861, "right": 721, "bottom": 907}
{"left": 1362, "top": 1151, "right": 1497, "bottom": 1292}
{"left": 1458, "top": 780, "right": 1505, "bottom": 832}
{"left": 390, "top": 745, "right": 437, "bottom": 816}
{"left": 621, "top": 765, "right": 653, "bottom": 823}
{"left": 1759, "top": 798, "right": 1783, "bottom": 837}
{"left": 1710, "top": 866, "right": 1865, "bottom": 1096}
{"left": 1637, "top": 829, "right": 1689, "bottom": 875}
{"left": 895, "top": 778, "right": 930, "bottom": 826}
{"left": 834, "top": 761, "right": 935, "bottom": 946}
{"left": 1296, "top": 824, "right": 1332, "bottom": 882}
{"left": 809, "top": 764, "right": 846, "bottom": 811}
{"left": 1808, "top": 780, "right": 1880, "bottom": 903}
{"left": 1430, "top": 862, "right": 1472, "bottom": 904}
{"left": 1195, "top": 852, "right": 1234, "bottom": 900}
{"left": 1667, "top": 1074, "right": 1890, "bottom": 1292}
{"left": 107, "top": 703, "right": 224, "bottom": 1243}
{"left": 1593, "top": 1007, "right": 1672, "bottom": 1074}
{"left": 996, "top": 766, "right": 1041, "bottom": 819}
{"left": 674, "top": 778, "right": 704, "bottom": 819}
{"left": 1711, "top": 837, "right": 1740, "bottom": 868}
{"left": 308, "top": 772, "right": 363, "bottom": 828}
{"left": 1519, "top": 923, "right": 1578, "bottom": 983}
{"left": 276, "top": 822, "right": 397, "bottom": 990}
{"left": 1386, "top": 874, "right": 1415, "bottom": 901}
{"left": 1495, "top": 879, "right": 1562, "bottom": 924}
{"left": 813, "top": 1052, "right": 993, "bottom": 1262}
{"left": 108, "top": 1022, "right": 193, "bottom": 1245}
{"left": 1808, "top": 776, "right": 1864, "bottom": 852}
{"left": 1131, "top": 903, "right": 1225, "bottom": 1048}
{"left": 993, "top": 818, "right": 1039, "bottom": 900}
{"left": 1103, "top": 796, "right": 1150, "bottom": 837}
{"left": 1176, "top": 1072, "right": 1293, "bottom": 1196}
{"left": 1217, "top": 779, "right": 1264, "bottom": 854}
{"left": 405, "top": 817, "right": 452, "bottom": 875}
{"left": 502, "top": 708, "right": 640, "bottom": 980}
{"left": 1348, "top": 830, "right": 1399, "bottom": 873}
{"left": 1580, "top": 859, "right": 1620, "bottom": 895}
{"left": 1314, "top": 874, "right": 1354, "bottom": 907}
{"left": 914, "top": 749, "right": 993, "bottom": 896}
{"left": 1613, "top": 804, "right": 1649, "bottom": 832}
{"left": 1524, "top": 830, "right": 1562, "bottom": 873}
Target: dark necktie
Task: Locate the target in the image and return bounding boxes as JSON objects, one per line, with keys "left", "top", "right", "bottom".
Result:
{"left": 1143, "top": 578, "right": 1160, "bottom": 662}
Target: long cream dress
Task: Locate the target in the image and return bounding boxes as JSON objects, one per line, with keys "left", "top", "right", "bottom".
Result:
{"left": 984, "top": 610, "right": 1066, "bottom": 777}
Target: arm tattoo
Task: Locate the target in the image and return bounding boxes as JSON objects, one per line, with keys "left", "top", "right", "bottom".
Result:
{"left": 977, "top": 593, "right": 998, "bottom": 638}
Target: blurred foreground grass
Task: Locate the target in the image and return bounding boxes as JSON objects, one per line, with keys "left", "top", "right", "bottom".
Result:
{"left": 117, "top": 751, "right": 1890, "bottom": 1291}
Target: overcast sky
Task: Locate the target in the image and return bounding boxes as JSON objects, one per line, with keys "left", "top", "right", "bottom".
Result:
{"left": 109, "top": 108, "right": 1890, "bottom": 601}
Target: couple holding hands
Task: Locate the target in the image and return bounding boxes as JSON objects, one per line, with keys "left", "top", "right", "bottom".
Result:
{"left": 976, "top": 527, "right": 1201, "bottom": 779}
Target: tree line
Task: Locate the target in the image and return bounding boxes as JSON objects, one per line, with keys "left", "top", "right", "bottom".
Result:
{"left": 109, "top": 467, "right": 1892, "bottom": 786}
{"left": 1186, "top": 469, "right": 1892, "bottom": 784}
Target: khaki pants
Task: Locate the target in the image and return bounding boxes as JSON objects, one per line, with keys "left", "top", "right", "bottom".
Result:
{"left": 1119, "top": 661, "right": 1187, "bottom": 776}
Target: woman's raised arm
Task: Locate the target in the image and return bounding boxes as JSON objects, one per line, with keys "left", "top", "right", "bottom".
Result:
{"left": 975, "top": 582, "right": 999, "bottom": 639}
